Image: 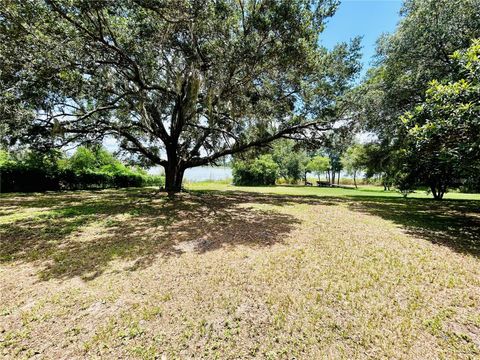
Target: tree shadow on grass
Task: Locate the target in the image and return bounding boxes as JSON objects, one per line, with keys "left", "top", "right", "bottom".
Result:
{"left": 2, "top": 188, "right": 479, "bottom": 281}
{"left": 192, "top": 189, "right": 480, "bottom": 258}
{"left": 344, "top": 196, "right": 480, "bottom": 257}
{"left": 0, "top": 189, "right": 304, "bottom": 281}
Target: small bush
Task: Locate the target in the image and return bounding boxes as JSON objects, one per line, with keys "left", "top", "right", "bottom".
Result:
{"left": 232, "top": 155, "right": 279, "bottom": 186}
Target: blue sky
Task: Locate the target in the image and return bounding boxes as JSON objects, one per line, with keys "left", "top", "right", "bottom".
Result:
{"left": 320, "top": 0, "right": 403, "bottom": 78}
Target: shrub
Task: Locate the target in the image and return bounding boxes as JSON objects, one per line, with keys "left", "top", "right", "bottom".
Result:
{"left": 1, "top": 162, "right": 60, "bottom": 192}
{"left": 0, "top": 147, "right": 164, "bottom": 193}
{"left": 232, "top": 155, "right": 279, "bottom": 186}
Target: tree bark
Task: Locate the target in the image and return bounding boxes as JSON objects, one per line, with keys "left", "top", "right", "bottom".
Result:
{"left": 163, "top": 145, "right": 185, "bottom": 196}
{"left": 164, "top": 164, "right": 185, "bottom": 196}
{"left": 430, "top": 182, "right": 445, "bottom": 200}
{"left": 353, "top": 171, "right": 357, "bottom": 189}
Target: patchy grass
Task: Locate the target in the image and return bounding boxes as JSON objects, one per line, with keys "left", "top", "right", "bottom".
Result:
{"left": 0, "top": 185, "right": 479, "bottom": 359}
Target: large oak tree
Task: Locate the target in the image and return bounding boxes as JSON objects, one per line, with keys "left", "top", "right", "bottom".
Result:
{"left": 0, "top": 0, "right": 360, "bottom": 193}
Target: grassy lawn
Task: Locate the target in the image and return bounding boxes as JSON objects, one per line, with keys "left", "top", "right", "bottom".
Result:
{"left": 1, "top": 184, "right": 479, "bottom": 358}
{"left": 187, "top": 181, "right": 480, "bottom": 200}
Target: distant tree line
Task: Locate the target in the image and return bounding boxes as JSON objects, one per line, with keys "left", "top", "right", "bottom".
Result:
{"left": 0, "top": 146, "right": 163, "bottom": 193}
{"left": 232, "top": 137, "right": 371, "bottom": 187}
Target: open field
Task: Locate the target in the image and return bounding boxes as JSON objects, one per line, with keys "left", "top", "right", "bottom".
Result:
{"left": 1, "top": 184, "right": 479, "bottom": 359}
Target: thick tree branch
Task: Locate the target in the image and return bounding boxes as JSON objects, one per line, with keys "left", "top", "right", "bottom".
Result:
{"left": 186, "top": 119, "right": 333, "bottom": 167}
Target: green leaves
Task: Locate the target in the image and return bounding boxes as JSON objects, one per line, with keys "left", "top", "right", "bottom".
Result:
{"left": 340, "top": 144, "right": 366, "bottom": 175}
{"left": 232, "top": 154, "right": 279, "bottom": 186}
{"left": 353, "top": 1, "right": 480, "bottom": 198}
{"left": 1, "top": 0, "right": 360, "bottom": 191}
{"left": 400, "top": 39, "right": 480, "bottom": 195}
{"left": 357, "top": 0, "right": 480, "bottom": 141}
{"left": 307, "top": 155, "right": 329, "bottom": 176}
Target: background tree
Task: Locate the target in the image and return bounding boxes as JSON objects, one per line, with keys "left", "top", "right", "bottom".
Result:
{"left": 271, "top": 140, "right": 310, "bottom": 184}
{"left": 361, "top": 142, "right": 399, "bottom": 191}
{"left": 0, "top": 146, "right": 162, "bottom": 192}
{"left": 307, "top": 155, "right": 330, "bottom": 181}
{"left": 232, "top": 154, "right": 278, "bottom": 186}
{"left": 400, "top": 39, "right": 480, "bottom": 199}
{"left": 351, "top": 0, "right": 480, "bottom": 197}
{"left": 322, "top": 129, "right": 351, "bottom": 185}
{"left": 68, "top": 146, "right": 116, "bottom": 173}
{"left": 341, "top": 144, "right": 366, "bottom": 188}
{"left": 0, "top": 0, "right": 360, "bottom": 194}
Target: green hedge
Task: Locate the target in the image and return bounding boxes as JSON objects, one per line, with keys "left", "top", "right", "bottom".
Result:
{"left": 0, "top": 163, "right": 164, "bottom": 193}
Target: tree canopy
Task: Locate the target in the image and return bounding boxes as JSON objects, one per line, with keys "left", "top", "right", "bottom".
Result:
{"left": 357, "top": 0, "right": 480, "bottom": 142}
{"left": 341, "top": 144, "right": 366, "bottom": 188}
{"left": 271, "top": 140, "right": 310, "bottom": 183}
{"left": 399, "top": 39, "right": 480, "bottom": 199}
{"left": 307, "top": 155, "right": 330, "bottom": 181}
{"left": 0, "top": 0, "right": 360, "bottom": 193}
{"left": 352, "top": 0, "right": 480, "bottom": 198}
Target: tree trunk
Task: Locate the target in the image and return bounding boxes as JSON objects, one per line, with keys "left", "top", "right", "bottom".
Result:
{"left": 331, "top": 170, "right": 335, "bottom": 185}
{"left": 337, "top": 171, "right": 340, "bottom": 185}
{"left": 163, "top": 147, "right": 185, "bottom": 196}
{"left": 164, "top": 165, "right": 185, "bottom": 196}
{"left": 353, "top": 171, "right": 357, "bottom": 189}
{"left": 430, "top": 183, "right": 445, "bottom": 200}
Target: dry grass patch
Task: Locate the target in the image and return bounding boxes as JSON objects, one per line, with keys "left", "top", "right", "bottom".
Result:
{"left": 0, "top": 187, "right": 479, "bottom": 359}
